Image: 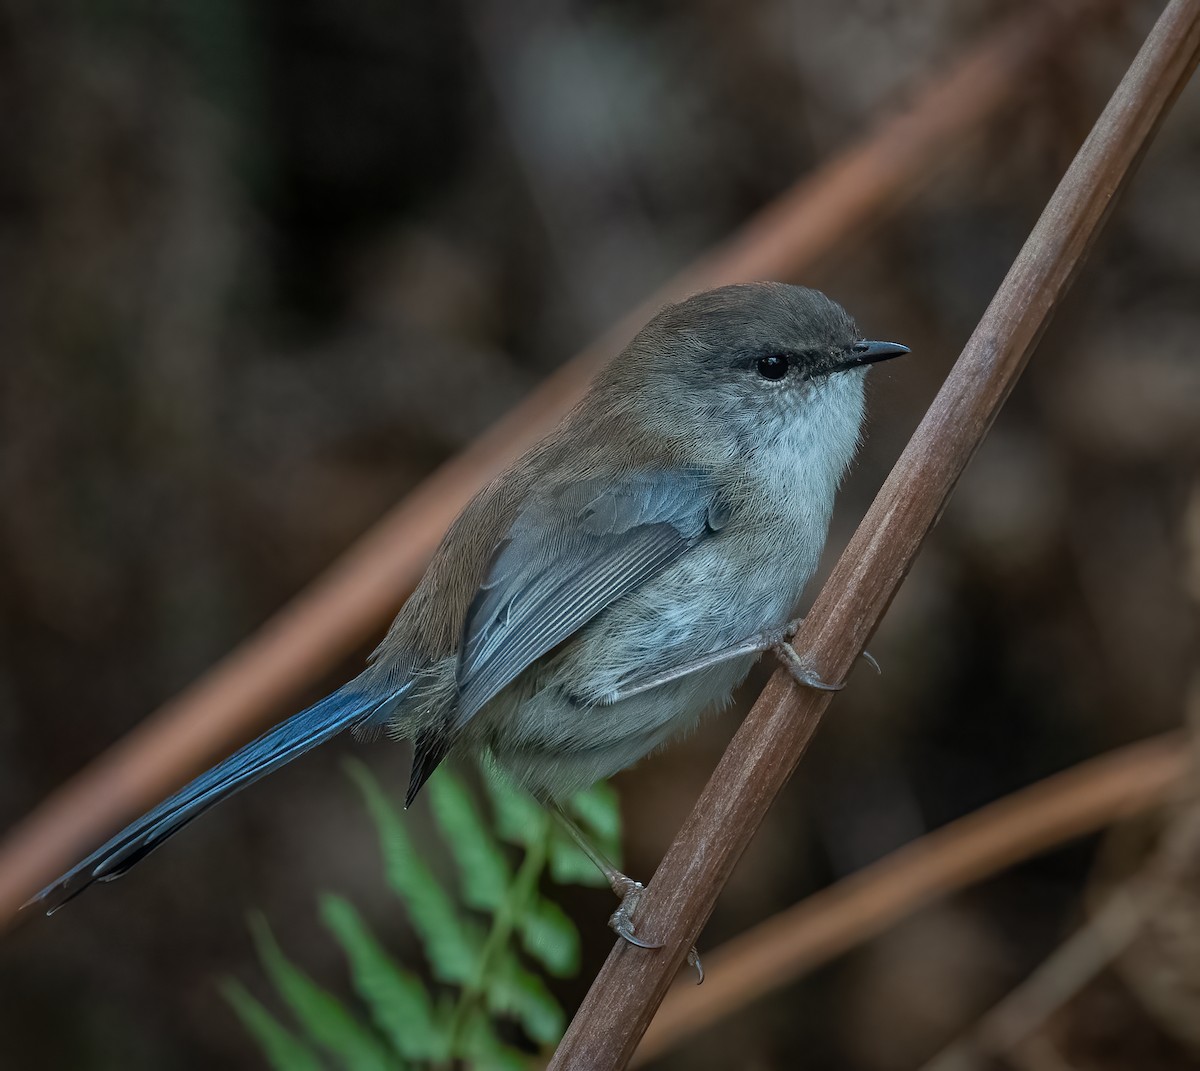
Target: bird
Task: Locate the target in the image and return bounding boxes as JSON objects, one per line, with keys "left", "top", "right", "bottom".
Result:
{"left": 31, "top": 281, "right": 907, "bottom": 949}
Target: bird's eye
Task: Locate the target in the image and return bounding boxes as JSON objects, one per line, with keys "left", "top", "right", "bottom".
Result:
{"left": 755, "top": 355, "right": 789, "bottom": 380}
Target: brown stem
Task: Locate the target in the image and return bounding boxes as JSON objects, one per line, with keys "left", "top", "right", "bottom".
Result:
{"left": 633, "top": 733, "right": 1185, "bottom": 1066}
{"left": 547, "top": 2, "right": 1200, "bottom": 1067}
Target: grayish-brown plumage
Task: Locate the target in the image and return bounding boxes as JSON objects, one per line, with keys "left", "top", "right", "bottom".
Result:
{"left": 34, "top": 282, "right": 907, "bottom": 912}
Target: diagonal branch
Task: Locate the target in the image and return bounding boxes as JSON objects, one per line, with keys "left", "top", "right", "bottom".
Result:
{"left": 633, "top": 732, "right": 1186, "bottom": 1066}
{"left": 547, "top": 2, "right": 1200, "bottom": 1066}
{"left": 0, "top": 3, "right": 1096, "bottom": 928}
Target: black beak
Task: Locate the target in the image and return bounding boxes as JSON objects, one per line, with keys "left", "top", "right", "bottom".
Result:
{"left": 848, "top": 339, "right": 910, "bottom": 367}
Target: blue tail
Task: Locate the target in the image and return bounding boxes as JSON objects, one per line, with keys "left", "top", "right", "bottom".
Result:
{"left": 33, "top": 681, "right": 404, "bottom": 913}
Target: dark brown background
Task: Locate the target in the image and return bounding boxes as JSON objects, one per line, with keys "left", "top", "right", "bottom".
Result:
{"left": 1, "top": 1, "right": 1197, "bottom": 1068}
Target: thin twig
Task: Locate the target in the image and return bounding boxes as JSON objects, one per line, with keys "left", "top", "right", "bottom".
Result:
{"left": 921, "top": 880, "right": 1160, "bottom": 1071}
{"left": 632, "top": 733, "right": 1185, "bottom": 1066}
{"left": 0, "top": 3, "right": 1093, "bottom": 928}
{"left": 547, "top": 3, "right": 1200, "bottom": 1066}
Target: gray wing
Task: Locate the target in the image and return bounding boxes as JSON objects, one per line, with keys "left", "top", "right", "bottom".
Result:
{"left": 455, "top": 468, "right": 729, "bottom": 727}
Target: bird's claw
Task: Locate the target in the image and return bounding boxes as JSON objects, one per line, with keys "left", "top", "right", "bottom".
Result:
{"left": 608, "top": 879, "right": 662, "bottom": 949}
{"left": 777, "top": 617, "right": 880, "bottom": 684}
{"left": 608, "top": 876, "right": 704, "bottom": 982}
{"left": 772, "top": 642, "right": 846, "bottom": 692}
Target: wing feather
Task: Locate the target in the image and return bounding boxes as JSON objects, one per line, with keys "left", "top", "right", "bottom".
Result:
{"left": 454, "top": 469, "right": 724, "bottom": 727}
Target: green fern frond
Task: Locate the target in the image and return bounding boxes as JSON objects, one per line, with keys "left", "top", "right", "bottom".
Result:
{"left": 479, "top": 766, "right": 552, "bottom": 851}
{"left": 428, "top": 769, "right": 512, "bottom": 912}
{"left": 318, "top": 894, "right": 446, "bottom": 1064}
{"left": 346, "top": 758, "right": 482, "bottom": 984}
{"left": 234, "top": 760, "right": 626, "bottom": 1070}
{"left": 247, "top": 914, "right": 400, "bottom": 1071}
{"left": 485, "top": 950, "right": 565, "bottom": 1044}
{"left": 516, "top": 896, "right": 580, "bottom": 977}
{"left": 546, "top": 833, "right": 610, "bottom": 888}
{"left": 221, "top": 979, "right": 327, "bottom": 1071}
{"left": 459, "top": 1007, "right": 533, "bottom": 1071}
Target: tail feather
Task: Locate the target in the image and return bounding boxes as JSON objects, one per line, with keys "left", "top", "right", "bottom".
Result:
{"left": 33, "top": 680, "right": 405, "bottom": 913}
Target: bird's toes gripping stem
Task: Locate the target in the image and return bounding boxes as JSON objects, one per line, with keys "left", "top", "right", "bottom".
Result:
{"left": 607, "top": 876, "right": 661, "bottom": 949}
{"left": 773, "top": 618, "right": 882, "bottom": 691}
{"left": 771, "top": 640, "right": 846, "bottom": 692}
{"left": 608, "top": 876, "right": 704, "bottom": 984}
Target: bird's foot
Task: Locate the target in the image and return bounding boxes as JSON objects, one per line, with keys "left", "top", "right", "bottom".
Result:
{"left": 607, "top": 875, "right": 703, "bottom": 983}
{"left": 773, "top": 618, "right": 881, "bottom": 689}
{"left": 771, "top": 641, "right": 845, "bottom": 692}
{"left": 607, "top": 876, "right": 660, "bottom": 949}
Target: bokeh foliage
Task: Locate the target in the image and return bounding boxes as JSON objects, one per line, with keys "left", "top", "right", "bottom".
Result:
{"left": 223, "top": 764, "right": 621, "bottom": 1069}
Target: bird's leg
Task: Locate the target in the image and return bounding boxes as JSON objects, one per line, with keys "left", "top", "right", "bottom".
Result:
{"left": 549, "top": 803, "right": 657, "bottom": 947}
{"left": 601, "top": 618, "right": 881, "bottom": 703}
{"left": 598, "top": 635, "right": 776, "bottom": 703}
{"left": 548, "top": 803, "right": 703, "bottom": 983}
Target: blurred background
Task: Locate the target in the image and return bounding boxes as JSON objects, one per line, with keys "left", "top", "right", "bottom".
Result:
{"left": 1, "top": 0, "right": 1198, "bottom": 1067}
